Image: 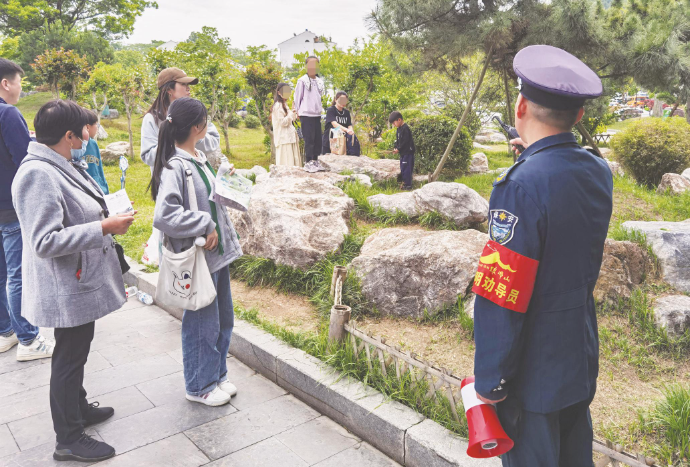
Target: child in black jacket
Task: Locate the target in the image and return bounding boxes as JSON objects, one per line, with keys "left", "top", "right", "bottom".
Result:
{"left": 389, "top": 111, "right": 415, "bottom": 190}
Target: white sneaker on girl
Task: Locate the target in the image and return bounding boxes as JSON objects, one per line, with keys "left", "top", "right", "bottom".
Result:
{"left": 186, "top": 386, "right": 230, "bottom": 407}
{"left": 218, "top": 381, "right": 238, "bottom": 397}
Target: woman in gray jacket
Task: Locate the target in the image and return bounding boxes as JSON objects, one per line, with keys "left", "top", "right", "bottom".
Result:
{"left": 150, "top": 98, "right": 242, "bottom": 407}
{"left": 12, "top": 100, "right": 136, "bottom": 462}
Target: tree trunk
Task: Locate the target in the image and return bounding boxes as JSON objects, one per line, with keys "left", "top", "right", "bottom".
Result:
{"left": 431, "top": 45, "right": 494, "bottom": 182}
{"left": 269, "top": 130, "right": 276, "bottom": 164}
{"left": 686, "top": 97, "right": 690, "bottom": 124}
{"left": 670, "top": 102, "right": 679, "bottom": 116}
{"left": 223, "top": 121, "right": 231, "bottom": 155}
{"left": 124, "top": 95, "right": 134, "bottom": 158}
{"left": 503, "top": 68, "right": 514, "bottom": 126}
{"left": 652, "top": 98, "right": 663, "bottom": 118}
{"left": 92, "top": 92, "right": 101, "bottom": 130}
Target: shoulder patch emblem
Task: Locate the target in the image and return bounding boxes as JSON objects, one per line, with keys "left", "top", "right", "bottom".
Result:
{"left": 493, "top": 159, "right": 525, "bottom": 186}
{"left": 489, "top": 209, "right": 518, "bottom": 245}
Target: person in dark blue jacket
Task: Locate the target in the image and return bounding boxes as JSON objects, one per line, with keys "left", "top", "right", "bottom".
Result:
{"left": 0, "top": 58, "right": 53, "bottom": 361}
{"left": 82, "top": 110, "right": 109, "bottom": 194}
{"left": 389, "top": 111, "right": 415, "bottom": 190}
{"left": 471, "top": 45, "right": 613, "bottom": 466}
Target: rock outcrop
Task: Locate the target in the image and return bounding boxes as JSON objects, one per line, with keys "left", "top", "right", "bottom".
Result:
{"left": 101, "top": 141, "right": 130, "bottom": 163}
{"left": 594, "top": 239, "right": 655, "bottom": 304}
{"left": 653, "top": 295, "right": 690, "bottom": 338}
{"left": 474, "top": 128, "right": 506, "bottom": 145}
{"left": 368, "top": 192, "right": 420, "bottom": 217}
{"left": 318, "top": 154, "right": 400, "bottom": 181}
{"left": 227, "top": 177, "right": 354, "bottom": 269}
{"left": 605, "top": 159, "right": 624, "bottom": 177}
{"left": 623, "top": 220, "right": 690, "bottom": 292}
{"left": 235, "top": 165, "right": 268, "bottom": 179}
{"left": 351, "top": 228, "right": 488, "bottom": 318}
{"left": 657, "top": 173, "right": 690, "bottom": 195}
{"left": 469, "top": 152, "right": 489, "bottom": 174}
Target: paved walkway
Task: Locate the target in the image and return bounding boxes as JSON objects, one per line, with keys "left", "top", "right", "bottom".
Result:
{"left": 0, "top": 297, "right": 400, "bottom": 466}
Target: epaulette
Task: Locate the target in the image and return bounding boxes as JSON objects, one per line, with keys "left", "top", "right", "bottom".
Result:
{"left": 493, "top": 159, "right": 525, "bottom": 186}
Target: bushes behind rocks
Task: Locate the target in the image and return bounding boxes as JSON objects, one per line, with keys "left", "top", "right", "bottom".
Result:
{"left": 244, "top": 114, "right": 261, "bottom": 129}
{"left": 409, "top": 115, "right": 472, "bottom": 175}
{"left": 612, "top": 117, "right": 690, "bottom": 187}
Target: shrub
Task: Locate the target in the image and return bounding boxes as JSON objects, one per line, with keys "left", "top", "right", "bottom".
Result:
{"left": 227, "top": 113, "right": 241, "bottom": 128}
{"left": 244, "top": 114, "right": 261, "bottom": 129}
{"left": 262, "top": 133, "right": 271, "bottom": 154}
{"left": 408, "top": 115, "right": 472, "bottom": 175}
{"left": 611, "top": 117, "right": 690, "bottom": 187}
{"left": 377, "top": 128, "right": 396, "bottom": 150}
{"left": 441, "top": 103, "right": 482, "bottom": 139}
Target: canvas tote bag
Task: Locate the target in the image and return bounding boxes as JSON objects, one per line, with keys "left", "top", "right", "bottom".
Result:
{"left": 329, "top": 128, "right": 347, "bottom": 155}
{"left": 156, "top": 158, "right": 217, "bottom": 310}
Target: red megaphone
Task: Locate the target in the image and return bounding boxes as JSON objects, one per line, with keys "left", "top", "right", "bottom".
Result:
{"left": 461, "top": 375, "right": 514, "bottom": 458}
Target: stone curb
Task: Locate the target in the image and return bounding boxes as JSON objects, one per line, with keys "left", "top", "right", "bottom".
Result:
{"left": 123, "top": 258, "right": 500, "bottom": 466}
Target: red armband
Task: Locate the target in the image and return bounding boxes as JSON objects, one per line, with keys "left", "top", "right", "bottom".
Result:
{"left": 471, "top": 240, "right": 539, "bottom": 313}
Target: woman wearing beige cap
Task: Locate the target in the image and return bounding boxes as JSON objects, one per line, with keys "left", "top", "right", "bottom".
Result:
{"left": 140, "top": 67, "right": 222, "bottom": 266}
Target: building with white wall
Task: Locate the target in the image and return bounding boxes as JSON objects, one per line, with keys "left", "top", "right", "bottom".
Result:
{"left": 278, "top": 30, "right": 330, "bottom": 68}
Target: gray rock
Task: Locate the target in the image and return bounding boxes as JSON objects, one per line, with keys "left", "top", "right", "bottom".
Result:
{"left": 682, "top": 168, "right": 690, "bottom": 181}
{"left": 105, "top": 109, "right": 120, "bottom": 119}
{"left": 351, "top": 228, "right": 488, "bottom": 318}
{"left": 368, "top": 192, "right": 421, "bottom": 217}
{"left": 414, "top": 182, "right": 489, "bottom": 226}
{"left": 474, "top": 128, "right": 506, "bottom": 144}
{"left": 101, "top": 141, "right": 131, "bottom": 162}
{"left": 318, "top": 154, "right": 400, "bottom": 182}
{"left": 227, "top": 177, "right": 354, "bottom": 269}
{"left": 205, "top": 147, "right": 227, "bottom": 171}
{"left": 349, "top": 173, "right": 372, "bottom": 187}
{"left": 653, "top": 295, "right": 690, "bottom": 338}
{"left": 605, "top": 158, "right": 624, "bottom": 177}
{"left": 269, "top": 164, "right": 348, "bottom": 186}
{"left": 464, "top": 293, "right": 476, "bottom": 319}
{"left": 255, "top": 172, "right": 270, "bottom": 184}
{"left": 598, "top": 147, "right": 612, "bottom": 158}
{"left": 657, "top": 173, "right": 690, "bottom": 195}
{"left": 469, "top": 152, "right": 489, "bottom": 174}
{"left": 623, "top": 219, "right": 690, "bottom": 292}
{"left": 594, "top": 239, "right": 655, "bottom": 304}
{"left": 473, "top": 142, "right": 492, "bottom": 150}
{"left": 96, "top": 124, "right": 108, "bottom": 140}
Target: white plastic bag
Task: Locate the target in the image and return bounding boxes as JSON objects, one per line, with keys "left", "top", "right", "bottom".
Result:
{"left": 141, "top": 228, "right": 160, "bottom": 267}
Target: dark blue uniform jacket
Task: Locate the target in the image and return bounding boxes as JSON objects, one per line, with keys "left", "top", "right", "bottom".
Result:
{"left": 473, "top": 132, "right": 613, "bottom": 414}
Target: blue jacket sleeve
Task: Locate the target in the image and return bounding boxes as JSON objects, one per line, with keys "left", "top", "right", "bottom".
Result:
{"left": 473, "top": 179, "right": 545, "bottom": 400}
{"left": 1, "top": 106, "right": 31, "bottom": 167}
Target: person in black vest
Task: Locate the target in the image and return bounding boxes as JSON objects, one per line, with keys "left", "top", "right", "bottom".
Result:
{"left": 322, "top": 91, "right": 359, "bottom": 156}
{"left": 389, "top": 111, "right": 415, "bottom": 190}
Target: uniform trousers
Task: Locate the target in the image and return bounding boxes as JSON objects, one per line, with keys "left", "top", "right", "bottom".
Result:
{"left": 300, "top": 116, "right": 322, "bottom": 162}
{"left": 497, "top": 397, "right": 594, "bottom": 467}
{"left": 50, "top": 321, "right": 95, "bottom": 444}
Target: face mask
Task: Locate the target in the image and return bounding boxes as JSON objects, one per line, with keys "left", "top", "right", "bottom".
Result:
{"left": 71, "top": 137, "right": 88, "bottom": 168}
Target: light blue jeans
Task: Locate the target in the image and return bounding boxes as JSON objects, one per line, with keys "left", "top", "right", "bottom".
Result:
{"left": 181, "top": 266, "right": 234, "bottom": 396}
{"left": 0, "top": 221, "right": 38, "bottom": 345}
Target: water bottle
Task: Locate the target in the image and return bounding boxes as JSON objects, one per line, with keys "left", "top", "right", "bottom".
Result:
{"left": 137, "top": 291, "right": 153, "bottom": 305}
{"left": 125, "top": 286, "right": 138, "bottom": 298}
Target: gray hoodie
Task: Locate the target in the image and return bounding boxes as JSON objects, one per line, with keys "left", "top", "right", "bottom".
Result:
{"left": 153, "top": 148, "right": 242, "bottom": 274}
{"left": 141, "top": 113, "right": 221, "bottom": 167}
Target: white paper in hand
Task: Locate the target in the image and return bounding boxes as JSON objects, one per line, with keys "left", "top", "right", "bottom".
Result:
{"left": 104, "top": 189, "right": 134, "bottom": 215}
{"left": 212, "top": 162, "right": 253, "bottom": 212}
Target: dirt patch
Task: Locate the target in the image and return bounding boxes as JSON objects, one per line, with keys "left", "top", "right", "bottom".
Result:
{"left": 611, "top": 189, "right": 661, "bottom": 224}
{"left": 231, "top": 280, "right": 319, "bottom": 334}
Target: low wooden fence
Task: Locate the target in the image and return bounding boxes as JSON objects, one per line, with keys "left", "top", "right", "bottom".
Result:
{"left": 327, "top": 267, "right": 658, "bottom": 467}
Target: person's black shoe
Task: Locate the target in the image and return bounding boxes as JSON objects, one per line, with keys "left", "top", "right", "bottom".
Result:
{"left": 82, "top": 402, "right": 114, "bottom": 427}
{"left": 53, "top": 433, "right": 115, "bottom": 462}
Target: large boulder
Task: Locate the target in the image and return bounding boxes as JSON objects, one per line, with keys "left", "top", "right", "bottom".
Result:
{"left": 368, "top": 192, "right": 420, "bottom": 217}
{"left": 414, "top": 182, "right": 489, "bottom": 226}
{"left": 318, "top": 154, "right": 400, "bottom": 181}
{"left": 598, "top": 147, "right": 612, "bottom": 158}
{"left": 657, "top": 173, "right": 690, "bottom": 195}
{"left": 96, "top": 125, "right": 108, "bottom": 140}
{"left": 605, "top": 158, "right": 624, "bottom": 177}
{"left": 474, "top": 128, "right": 506, "bottom": 145}
{"left": 105, "top": 109, "right": 119, "bottom": 119}
{"left": 653, "top": 295, "right": 690, "bottom": 338}
{"left": 623, "top": 219, "right": 690, "bottom": 292}
{"left": 594, "top": 239, "right": 654, "bottom": 304}
{"left": 205, "top": 147, "right": 226, "bottom": 171}
{"left": 101, "top": 141, "right": 130, "bottom": 163}
{"left": 227, "top": 177, "right": 354, "bottom": 270}
{"left": 469, "top": 152, "right": 489, "bottom": 174}
{"left": 269, "top": 164, "right": 348, "bottom": 185}
{"left": 473, "top": 142, "right": 492, "bottom": 150}
{"left": 351, "top": 228, "right": 488, "bottom": 318}
{"left": 682, "top": 168, "right": 690, "bottom": 181}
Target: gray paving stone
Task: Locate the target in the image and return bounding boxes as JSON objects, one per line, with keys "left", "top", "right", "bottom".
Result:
{"left": 137, "top": 316, "right": 182, "bottom": 338}
{"left": 313, "top": 442, "right": 401, "bottom": 467}
{"left": 276, "top": 347, "right": 424, "bottom": 465}
{"left": 0, "top": 433, "right": 104, "bottom": 467}
{"left": 0, "top": 384, "right": 50, "bottom": 425}
{"left": 276, "top": 416, "right": 360, "bottom": 465}
{"left": 90, "top": 386, "right": 155, "bottom": 427}
{"left": 83, "top": 350, "right": 111, "bottom": 374}
{"left": 0, "top": 424, "right": 19, "bottom": 458}
{"left": 205, "top": 437, "right": 308, "bottom": 467}
{"left": 0, "top": 362, "right": 52, "bottom": 398}
{"left": 0, "top": 349, "right": 47, "bottom": 376}
{"left": 405, "top": 419, "right": 502, "bottom": 467}
{"left": 226, "top": 356, "right": 256, "bottom": 381}
{"left": 228, "top": 321, "right": 294, "bottom": 383}
{"left": 8, "top": 408, "right": 102, "bottom": 452}
{"left": 88, "top": 328, "right": 142, "bottom": 352}
{"left": 83, "top": 353, "right": 181, "bottom": 398}
{"left": 96, "top": 433, "right": 209, "bottom": 467}
{"left": 184, "top": 395, "right": 320, "bottom": 461}
{"left": 97, "top": 329, "right": 181, "bottom": 367}
{"left": 135, "top": 371, "right": 186, "bottom": 407}
{"left": 95, "top": 398, "right": 236, "bottom": 454}
{"left": 228, "top": 374, "right": 286, "bottom": 411}
{"left": 115, "top": 297, "right": 149, "bottom": 312}
{"left": 167, "top": 348, "right": 184, "bottom": 365}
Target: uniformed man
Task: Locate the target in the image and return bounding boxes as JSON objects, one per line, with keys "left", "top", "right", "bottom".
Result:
{"left": 471, "top": 45, "right": 614, "bottom": 466}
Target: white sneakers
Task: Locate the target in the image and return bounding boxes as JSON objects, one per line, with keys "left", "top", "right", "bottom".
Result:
{"left": 16, "top": 334, "right": 54, "bottom": 361}
{"left": 186, "top": 382, "right": 238, "bottom": 407}
{"left": 186, "top": 386, "right": 231, "bottom": 407}
{"left": 0, "top": 333, "right": 18, "bottom": 353}
{"left": 218, "top": 381, "right": 238, "bottom": 397}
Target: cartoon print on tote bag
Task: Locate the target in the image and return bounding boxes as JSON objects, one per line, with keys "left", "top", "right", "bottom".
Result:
{"left": 172, "top": 270, "right": 193, "bottom": 298}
